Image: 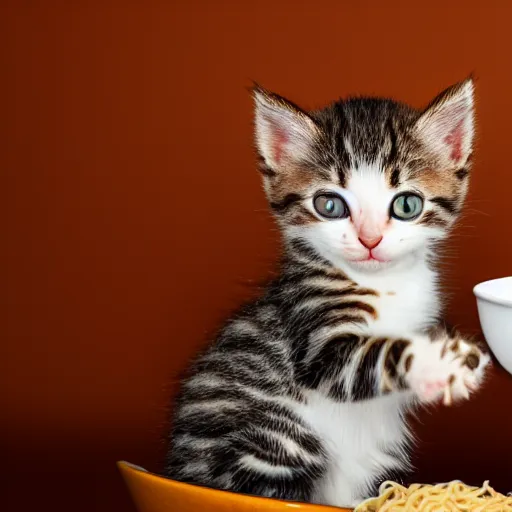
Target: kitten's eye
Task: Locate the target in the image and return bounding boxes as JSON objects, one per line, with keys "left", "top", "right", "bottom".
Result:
{"left": 391, "top": 193, "right": 423, "bottom": 220}
{"left": 313, "top": 194, "right": 349, "bottom": 219}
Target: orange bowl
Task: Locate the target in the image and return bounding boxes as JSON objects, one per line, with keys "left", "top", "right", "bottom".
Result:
{"left": 118, "top": 461, "right": 351, "bottom": 512}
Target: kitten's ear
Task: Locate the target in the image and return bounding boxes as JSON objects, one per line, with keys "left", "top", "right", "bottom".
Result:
{"left": 415, "top": 78, "right": 475, "bottom": 167}
{"left": 252, "top": 85, "right": 321, "bottom": 173}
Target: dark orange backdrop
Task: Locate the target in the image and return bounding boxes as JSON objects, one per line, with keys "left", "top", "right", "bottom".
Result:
{"left": 3, "top": 2, "right": 512, "bottom": 510}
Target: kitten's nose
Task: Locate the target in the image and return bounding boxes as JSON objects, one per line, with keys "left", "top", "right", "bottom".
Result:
{"left": 358, "top": 236, "right": 383, "bottom": 250}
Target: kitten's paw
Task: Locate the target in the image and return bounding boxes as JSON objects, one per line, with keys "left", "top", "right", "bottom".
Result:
{"left": 405, "top": 333, "right": 491, "bottom": 405}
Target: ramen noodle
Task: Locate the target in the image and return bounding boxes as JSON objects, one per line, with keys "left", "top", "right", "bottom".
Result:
{"left": 354, "top": 480, "right": 512, "bottom": 511}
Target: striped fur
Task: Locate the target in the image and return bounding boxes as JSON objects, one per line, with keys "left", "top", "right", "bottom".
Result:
{"left": 165, "top": 79, "right": 491, "bottom": 508}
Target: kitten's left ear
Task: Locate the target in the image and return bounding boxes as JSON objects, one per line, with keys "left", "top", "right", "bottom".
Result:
{"left": 415, "top": 78, "right": 475, "bottom": 167}
{"left": 252, "top": 85, "right": 321, "bottom": 173}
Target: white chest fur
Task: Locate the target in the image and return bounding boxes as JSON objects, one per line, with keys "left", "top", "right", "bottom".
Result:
{"left": 291, "top": 257, "right": 438, "bottom": 507}
{"left": 293, "top": 391, "right": 412, "bottom": 507}
{"left": 350, "top": 257, "right": 440, "bottom": 337}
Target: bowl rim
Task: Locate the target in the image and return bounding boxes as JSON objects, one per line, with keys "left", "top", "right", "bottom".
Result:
{"left": 117, "top": 461, "right": 347, "bottom": 511}
{"left": 473, "top": 276, "right": 512, "bottom": 308}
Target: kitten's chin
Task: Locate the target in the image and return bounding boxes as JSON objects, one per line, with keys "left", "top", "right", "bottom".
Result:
{"left": 340, "top": 249, "right": 424, "bottom": 273}
{"left": 346, "top": 258, "right": 395, "bottom": 272}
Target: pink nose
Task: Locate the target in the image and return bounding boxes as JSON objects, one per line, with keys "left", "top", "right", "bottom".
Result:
{"left": 358, "top": 236, "right": 383, "bottom": 250}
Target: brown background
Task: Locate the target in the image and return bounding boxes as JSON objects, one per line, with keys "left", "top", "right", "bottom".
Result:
{"left": 3, "top": 2, "right": 512, "bottom": 511}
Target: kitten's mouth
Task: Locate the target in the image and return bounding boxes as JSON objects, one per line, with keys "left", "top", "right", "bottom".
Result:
{"left": 345, "top": 251, "right": 394, "bottom": 271}
{"left": 350, "top": 252, "right": 390, "bottom": 264}
{"left": 367, "top": 254, "right": 389, "bottom": 263}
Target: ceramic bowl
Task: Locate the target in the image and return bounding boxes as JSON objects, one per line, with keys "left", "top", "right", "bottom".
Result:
{"left": 474, "top": 276, "right": 512, "bottom": 374}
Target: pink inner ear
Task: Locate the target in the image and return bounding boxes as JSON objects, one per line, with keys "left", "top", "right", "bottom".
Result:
{"left": 272, "top": 128, "right": 288, "bottom": 165}
{"left": 444, "top": 119, "right": 465, "bottom": 163}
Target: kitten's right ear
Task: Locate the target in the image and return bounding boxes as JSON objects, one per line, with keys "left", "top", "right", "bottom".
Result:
{"left": 415, "top": 78, "right": 475, "bottom": 168}
{"left": 252, "top": 85, "right": 321, "bottom": 173}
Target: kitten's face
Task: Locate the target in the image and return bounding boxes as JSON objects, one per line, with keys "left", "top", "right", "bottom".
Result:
{"left": 253, "top": 80, "right": 474, "bottom": 273}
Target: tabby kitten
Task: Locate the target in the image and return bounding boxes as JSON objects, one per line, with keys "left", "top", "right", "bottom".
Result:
{"left": 165, "top": 78, "right": 491, "bottom": 508}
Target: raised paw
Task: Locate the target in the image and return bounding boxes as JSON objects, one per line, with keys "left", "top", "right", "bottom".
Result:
{"left": 403, "top": 332, "right": 491, "bottom": 406}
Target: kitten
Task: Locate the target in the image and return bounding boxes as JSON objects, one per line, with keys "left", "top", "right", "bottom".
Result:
{"left": 164, "top": 78, "right": 491, "bottom": 508}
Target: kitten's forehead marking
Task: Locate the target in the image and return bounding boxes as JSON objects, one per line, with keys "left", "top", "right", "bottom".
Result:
{"left": 347, "top": 162, "right": 395, "bottom": 217}
{"left": 343, "top": 137, "right": 356, "bottom": 168}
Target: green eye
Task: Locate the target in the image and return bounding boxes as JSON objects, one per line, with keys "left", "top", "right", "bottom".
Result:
{"left": 313, "top": 194, "right": 349, "bottom": 219}
{"left": 391, "top": 193, "right": 423, "bottom": 220}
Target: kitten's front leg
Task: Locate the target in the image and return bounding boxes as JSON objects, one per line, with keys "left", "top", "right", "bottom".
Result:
{"left": 298, "top": 328, "right": 490, "bottom": 404}
{"left": 403, "top": 328, "right": 491, "bottom": 405}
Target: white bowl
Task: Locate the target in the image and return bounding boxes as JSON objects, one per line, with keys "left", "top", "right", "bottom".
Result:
{"left": 474, "top": 276, "right": 512, "bottom": 375}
